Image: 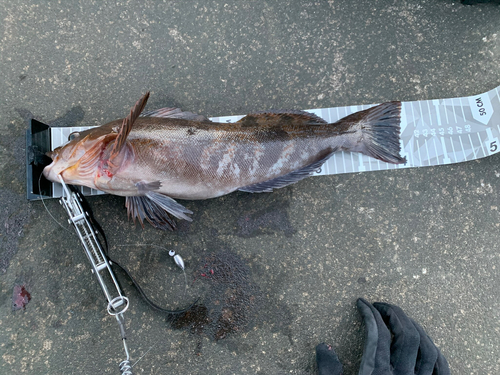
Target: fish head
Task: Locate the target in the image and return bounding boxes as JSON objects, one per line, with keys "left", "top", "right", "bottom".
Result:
{"left": 43, "top": 126, "right": 116, "bottom": 185}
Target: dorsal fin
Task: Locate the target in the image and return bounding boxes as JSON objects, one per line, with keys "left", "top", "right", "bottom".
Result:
{"left": 237, "top": 110, "right": 327, "bottom": 126}
{"left": 108, "top": 92, "right": 150, "bottom": 165}
{"left": 141, "top": 107, "right": 210, "bottom": 121}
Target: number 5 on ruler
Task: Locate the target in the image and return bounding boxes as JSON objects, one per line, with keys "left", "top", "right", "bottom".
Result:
{"left": 486, "top": 128, "right": 500, "bottom": 155}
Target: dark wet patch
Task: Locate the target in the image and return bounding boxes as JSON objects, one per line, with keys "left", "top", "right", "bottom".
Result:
{"left": 237, "top": 207, "right": 295, "bottom": 238}
{"left": 169, "top": 304, "right": 209, "bottom": 335}
{"left": 46, "top": 106, "right": 85, "bottom": 128}
{"left": 12, "top": 284, "right": 31, "bottom": 311}
{"left": 52, "top": 319, "right": 64, "bottom": 329}
{"left": 0, "top": 189, "right": 29, "bottom": 273}
{"left": 357, "top": 277, "right": 367, "bottom": 283}
{"left": 81, "top": 293, "right": 99, "bottom": 311}
{"left": 174, "top": 217, "right": 192, "bottom": 233}
{"left": 15, "top": 106, "right": 84, "bottom": 128}
{"left": 168, "top": 250, "right": 262, "bottom": 342}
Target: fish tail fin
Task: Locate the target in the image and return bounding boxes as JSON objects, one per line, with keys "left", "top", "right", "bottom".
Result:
{"left": 337, "top": 101, "right": 406, "bottom": 164}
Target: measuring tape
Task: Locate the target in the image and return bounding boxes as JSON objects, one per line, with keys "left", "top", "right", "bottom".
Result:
{"left": 211, "top": 84, "right": 500, "bottom": 177}
{"left": 32, "top": 84, "right": 500, "bottom": 198}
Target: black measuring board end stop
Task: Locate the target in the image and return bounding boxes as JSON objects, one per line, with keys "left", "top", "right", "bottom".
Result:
{"left": 26, "top": 119, "right": 53, "bottom": 201}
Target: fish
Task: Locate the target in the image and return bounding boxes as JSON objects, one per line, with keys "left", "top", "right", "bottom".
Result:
{"left": 43, "top": 92, "right": 406, "bottom": 230}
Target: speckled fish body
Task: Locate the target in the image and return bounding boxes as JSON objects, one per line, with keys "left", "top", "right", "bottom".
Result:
{"left": 90, "top": 115, "right": 358, "bottom": 199}
{"left": 43, "top": 93, "right": 405, "bottom": 229}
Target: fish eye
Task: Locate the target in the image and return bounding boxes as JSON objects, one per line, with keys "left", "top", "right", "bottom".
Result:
{"left": 68, "top": 131, "right": 80, "bottom": 141}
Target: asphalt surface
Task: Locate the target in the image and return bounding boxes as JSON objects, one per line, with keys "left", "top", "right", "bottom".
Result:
{"left": 1, "top": 1, "right": 500, "bottom": 374}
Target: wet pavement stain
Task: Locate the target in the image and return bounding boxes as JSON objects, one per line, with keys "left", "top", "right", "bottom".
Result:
{"left": 16, "top": 106, "right": 85, "bottom": 128}
{"left": 0, "top": 107, "right": 85, "bottom": 274}
{"left": 168, "top": 250, "right": 262, "bottom": 344}
{"left": 0, "top": 189, "right": 30, "bottom": 274}
{"left": 237, "top": 206, "right": 295, "bottom": 238}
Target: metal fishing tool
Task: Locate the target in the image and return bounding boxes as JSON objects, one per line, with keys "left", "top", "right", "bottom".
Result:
{"left": 57, "top": 174, "right": 133, "bottom": 374}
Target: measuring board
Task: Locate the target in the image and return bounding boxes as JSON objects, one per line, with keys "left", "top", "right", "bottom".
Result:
{"left": 27, "top": 84, "right": 500, "bottom": 199}
{"left": 212, "top": 84, "right": 500, "bottom": 177}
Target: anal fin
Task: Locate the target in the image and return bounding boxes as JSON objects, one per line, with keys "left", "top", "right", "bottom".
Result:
{"left": 238, "top": 150, "right": 335, "bottom": 193}
{"left": 125, "top": 192, "right": 192, "bottom": 231}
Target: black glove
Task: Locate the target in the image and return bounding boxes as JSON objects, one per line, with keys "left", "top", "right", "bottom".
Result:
{"left": 316, "top": 298, "right": 450, "bottom": 375}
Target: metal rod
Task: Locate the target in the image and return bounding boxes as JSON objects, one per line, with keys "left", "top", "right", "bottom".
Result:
{"left": 57, "top": 175, "right": 133, "bottom": 373}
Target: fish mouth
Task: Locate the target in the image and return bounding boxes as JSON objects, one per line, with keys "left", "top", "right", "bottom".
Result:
{"left": 42, "top": 162, "right": 59, "bottom": 183}
{"left": 42, "top": 159, "right": 70, "bottom": 184}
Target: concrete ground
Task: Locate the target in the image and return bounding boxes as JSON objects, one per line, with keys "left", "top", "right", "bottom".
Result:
{"left": 1, "top": 1, "right": 500, "bottom": 374}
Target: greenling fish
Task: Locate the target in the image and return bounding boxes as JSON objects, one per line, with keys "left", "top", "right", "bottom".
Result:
{"left": 43, "top": 92, "right": 405, "bottom": 230}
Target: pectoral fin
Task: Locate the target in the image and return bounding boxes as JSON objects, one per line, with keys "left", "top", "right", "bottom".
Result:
{"left": 238, "top": 150, "right": 335, "bottom": 193}
{"left": 125, "top": 192, "right": 193, "bottom": 231}
{"left": 108, "top": 92, "right": 150, "bottom": 167}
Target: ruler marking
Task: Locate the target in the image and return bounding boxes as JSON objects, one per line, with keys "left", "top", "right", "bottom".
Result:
{"left": 477, "top": 133, "right": 486, "bottom": 157}
{"left": 341, "top": 151, "right": 346, "bottom": 173}
{"left": 408, "top": 143, "right": 414, "bottom": 167}
{"left": 416, "top": 139, "right": 423, "bottom": 166}
{"left": 449, "top": 137, "right": 457, "bottom": 163}
{"left": 424, "top": 138, "right": 432, "bottom": 165}
{"left": 322, "top": 159, "right": 328, "bottom": 176}
{"left": 440, "top": 137, "right": 451, "bottom": 164}
{"left": 398, "top": 104, "right": 409, "bottom": 169}
{"left": 333, "top": 154, "right": 338, "bottom": 174}
{"left": 358, "top": 154, "right": 366, "bottom": 172}
{"left": 459, "top": 136, "right": 467, "bottom": 161}
{"left": 336, "top": 107, "right": 344, "bottom": 173}
{"left": 432, "top": 138, "right": 440, "bottom": 164}
{"left": 409, "top": 135, "right": 415, "bottom": 167}
{"left": 468, "top": 134, "right": 477, "bottom": 159}
{"left": 486, "top": 127, "right": 500, "bottom": 157}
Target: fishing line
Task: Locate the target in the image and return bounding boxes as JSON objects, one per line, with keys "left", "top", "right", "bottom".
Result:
{"left": 38, "top": 173, "right": 73, "bottom": 234}
{"left": 132, "top": 342, "right": 157, "bottom": 368}
{"left": 50, "top": 185, "right": 198, "bottom": 315}
{"left": 114, "top": 243, "right": 189, "bottom": 298}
